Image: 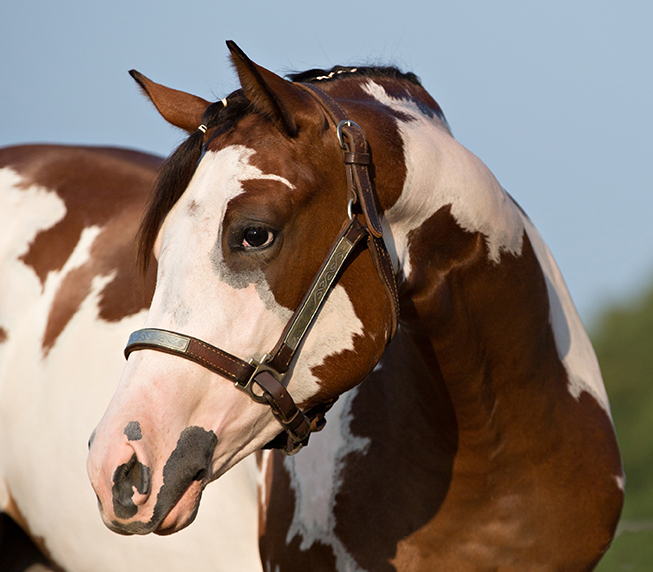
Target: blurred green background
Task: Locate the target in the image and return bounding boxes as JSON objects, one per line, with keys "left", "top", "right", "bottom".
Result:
{"left": 592, "top": 281, "right": 653, "bottom": 571}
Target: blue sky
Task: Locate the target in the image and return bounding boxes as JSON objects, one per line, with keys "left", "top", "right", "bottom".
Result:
{"left": 2, "top": 0, "right": 652, "bottom": 324}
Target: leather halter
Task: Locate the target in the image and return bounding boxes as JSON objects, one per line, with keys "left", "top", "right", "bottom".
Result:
{"left": 124, "top": 84, "right": 400, "bottom": 455}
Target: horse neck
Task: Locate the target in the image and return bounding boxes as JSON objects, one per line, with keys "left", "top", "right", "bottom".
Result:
{"left": 327, "top": 75, "right": 609, "bottom": 445}
{"left": 381, "top": 109, "right": 574, "bottom": 447}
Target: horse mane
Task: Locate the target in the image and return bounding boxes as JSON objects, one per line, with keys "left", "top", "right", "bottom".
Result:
{"left": 137, "top": 65, "right": 420, "bottom": 274}
{"left": 287, "top": 65, "right": 422, "bottom": 86}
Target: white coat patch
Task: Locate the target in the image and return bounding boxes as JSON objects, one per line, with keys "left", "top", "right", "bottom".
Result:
{"left": 284, "top": 387, "right": 369, "bottom": 571}
{"left": 0, "top": 167, "right": 67, "bottom": 265}
{"left": 521, "top": 215, "right": 610, "bottom": 414}
{"left": 287, "top": 285, "right": 364, "bottom": 404}
{"left": 614, "top": 474, "right": 625, "bottom": 491}
{"left": 363, "top": 81, "right": 525, "bottom": 279}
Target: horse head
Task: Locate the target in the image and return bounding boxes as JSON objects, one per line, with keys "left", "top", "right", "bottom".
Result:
{"left": 86, "top": 42, "right": 400, "bottom": 535}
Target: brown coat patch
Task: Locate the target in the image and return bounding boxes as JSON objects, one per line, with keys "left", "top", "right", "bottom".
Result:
{"left": 0, "top": 145, "right": 159, "bottom": 353}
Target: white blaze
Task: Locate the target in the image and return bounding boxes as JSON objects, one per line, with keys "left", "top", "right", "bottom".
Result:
{"left": 148, "top": 144, "right": 365, "bottom": 405}
{"left": 147, "top": 145, "right": 295, "bottom": 360}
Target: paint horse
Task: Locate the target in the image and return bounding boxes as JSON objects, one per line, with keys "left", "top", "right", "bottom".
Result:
{"left": 0, "top": 145, "right": 262, "bottom": 571}
{"left": 87, "top": 41, "right": 624, "bottom": 570}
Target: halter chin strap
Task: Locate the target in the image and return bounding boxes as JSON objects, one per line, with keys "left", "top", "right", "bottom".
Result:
{"left": 124, "top": 84, "right": 399, "bottom": 455}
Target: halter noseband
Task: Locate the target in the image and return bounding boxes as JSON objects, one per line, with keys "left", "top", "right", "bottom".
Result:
{"left": 124, "top": 85, "right": 400, "bottom": 455}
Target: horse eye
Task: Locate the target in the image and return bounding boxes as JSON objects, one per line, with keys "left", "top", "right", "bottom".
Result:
{"left": 242, "top": 227, "right": 274, "bottom": 249}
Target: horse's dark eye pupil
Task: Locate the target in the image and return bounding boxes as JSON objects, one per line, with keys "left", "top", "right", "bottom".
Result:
{"left": 244, "top": 227, "right": 270, "bottom": 248}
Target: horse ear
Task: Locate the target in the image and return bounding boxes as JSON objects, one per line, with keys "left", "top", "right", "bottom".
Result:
{"left": 129, "top": 70, "right": 211, "bottom": 134}
{"left": 226, "top": 40, "right": 315, "bottom": 138}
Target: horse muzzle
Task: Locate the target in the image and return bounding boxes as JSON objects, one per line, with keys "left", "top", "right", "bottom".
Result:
{"left": 88, "top": 425, "right": 217, "bottom": 535}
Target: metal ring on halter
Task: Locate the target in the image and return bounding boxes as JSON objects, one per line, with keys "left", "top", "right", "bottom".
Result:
{"left": 241, "top": 356, "right": 286, "bottom": 405}
{"left": 347, "top": 197, "right": 356, "bottom": 220}
{"left": 337, "top": 120, "right": 362, "bottom": 150}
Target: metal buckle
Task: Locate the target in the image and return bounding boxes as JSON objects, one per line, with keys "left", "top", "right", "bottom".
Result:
{"left": 336, "top": 120, "right": 362, "bottom": 150}
{"left": 234, "top": 355, "right": 285, "bottom": 404}
{"left": 283, "top": 439, "right": 306, "bottom": 456}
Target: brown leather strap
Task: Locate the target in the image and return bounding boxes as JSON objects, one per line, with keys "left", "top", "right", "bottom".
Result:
{"left": 369, "top": 235, "right": 400, "bottom": 336}
{"left": 299, "top": 84, "right": 385, "bottom": 237}
{"left": 124, "top": 329, "right": 255, "bottom": 384}
{"left": 262, "top": 396, "right": 337, "bottom": 452}
{"left": 253, "top": 371, "right": 310, "bottom": 440}
{"left": 299, "top": 83, "right": 349, "bottom": 126}
{"left": 125, "top": 329, "right": 313, "bottom": 454}
{"left": 266, "top": 217, "right": 368, "bottom": 373}
{"left": 343, "top": 151, "right": 371, "bottom": 166}
{"left": 299, "top": 83, "right": 400, "bottom": 336}
{"left": 339, "top": 122, "right": 385, "bottom": 238}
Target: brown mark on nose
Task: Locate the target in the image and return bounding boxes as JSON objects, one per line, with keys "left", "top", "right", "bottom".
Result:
{"left": 124, "top": 421, "right": 143, "bottom": 441}
{"left": 110, "top": 426, "right": 217, "bottom": 534}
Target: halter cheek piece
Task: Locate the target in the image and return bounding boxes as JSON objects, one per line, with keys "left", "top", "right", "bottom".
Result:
{"left": 124, "top": 84, "right": 400, "bottom": 455}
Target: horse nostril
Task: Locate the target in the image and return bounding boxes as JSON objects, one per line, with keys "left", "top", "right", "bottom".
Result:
{"left": 112, "top": 453, "right": 152, "bottom": 519}
{"left": 193, "top": 468, "right": 206, "bottom": 482}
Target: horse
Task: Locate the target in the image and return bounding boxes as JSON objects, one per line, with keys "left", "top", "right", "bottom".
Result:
{"left": 87, "top": 41, "right": 624, "bottom": 571}
{"left": 0, "top": 145, "right": 262, "bottom": 571}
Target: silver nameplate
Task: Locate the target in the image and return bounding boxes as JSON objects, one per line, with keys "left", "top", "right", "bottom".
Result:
{"left": 127, "top": 329, "right": 191, "bottom": 353}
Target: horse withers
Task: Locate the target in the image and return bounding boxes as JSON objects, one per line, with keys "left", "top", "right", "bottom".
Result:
{"left": 87, "top": 41, "right": 623, "bottom": 570}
